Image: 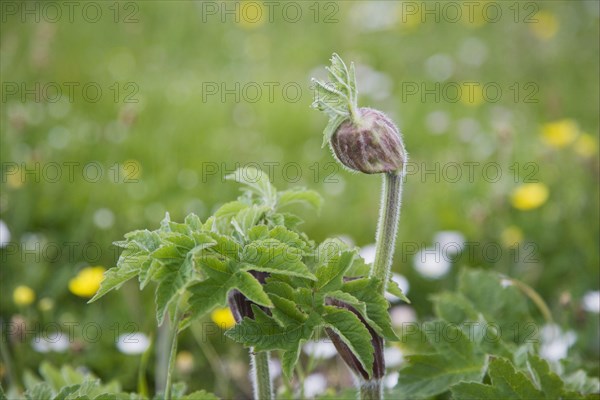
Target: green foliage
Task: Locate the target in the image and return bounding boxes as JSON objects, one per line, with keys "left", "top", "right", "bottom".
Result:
{"left": 91, "top": 167, "right": 407, "bottom": 383}
{"left": 393, "top": 269, "right": 599, "bottom": 399}
{"left": 311, "top": 53, "right": 359, "bottom": 146}
{"left": 17, "top": 362, "right": 218, "bottom": 400}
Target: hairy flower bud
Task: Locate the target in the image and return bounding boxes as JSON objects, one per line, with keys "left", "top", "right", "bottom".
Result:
{"left": 228, "top": 271, "right": 269, "bottom": 322}
{"left": 331, "top": 108, "right": 406, "bottom": 175}
{"left": 325, "top": 298, "right": 385, "bottom": 380}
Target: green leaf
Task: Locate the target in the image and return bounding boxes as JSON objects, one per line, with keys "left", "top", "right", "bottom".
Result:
{"left": 315, "top": 249, "right": 355, "bottom": 292}
{"left": 226, "top": 167, "right": 276, "bottom": 206}
{"left": 387, "top": 277, "right": 410, "bottom": 303}
{"left": 396, "top": 320, "right": 486, "bottom": 399}
{"left": 226, "top": 306, "right": 312, "bottom": 352}
{"left": 25, "top": 383, "right": 53, "bottom": 400}
{"left": 277, "top": 188, "right": 323, "bottom": 211}
{"left": 181, "top": 273, "right": 236, "bottom": 330}
{"left": 54, "top": 384, "right": 81, "bottom": 400}
{"left": 154, "top": 255, "right": 194, "bottom": 325}
{"left": 241, "top": 239, "right": 316, "bottom": 280}
{"left": 457, "top": 270, "right": 531, "bottom": 345}
{"left": 451, "top": 357, "right": 544, "bottom": 400}
{"left": 281, "top": 343, "right": 303, "bottom": 380}
{"left": 235, "top": 271, "right": 273, "bottom": 308}
{"left": 180, "top": 390, "right": 219, "bottom": 400}
{"left": 269, "top": 293, "right": 307, "bottom": 326}
{"left": 323, "top": 306, "right": 374, "bottom": 378}
{"left": 342, "top": 278, "right": 399, "bottom": 341}
{"left": 232, "top": 205, "right": 269, "bottom": 236}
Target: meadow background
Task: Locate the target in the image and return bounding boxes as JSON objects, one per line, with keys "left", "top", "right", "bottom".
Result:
{"left": 1, "top": 1, "right": 599, "bottom": 398}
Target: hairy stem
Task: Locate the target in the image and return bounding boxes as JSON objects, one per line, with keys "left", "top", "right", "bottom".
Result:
{"left": 371, "top": 172, "right": 404, "bottom": 292}
{"left": 251, "top": 349, "right": 273, "bottom": 400}
{"left": 164, "top": 312, "right": 181, "bottom": 400}
{"left": 359, "top": 379, "right": 383, "bottom": 400}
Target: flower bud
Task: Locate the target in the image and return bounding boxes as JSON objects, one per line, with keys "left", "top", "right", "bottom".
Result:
{"left": 325, "top": 298, "right": 385, "bottom": 380}
{"left": 228, "top": 271, "right": 269, "bottom": 322}
{"left": 331, "top": 108, "right": 406, "bottom": 174}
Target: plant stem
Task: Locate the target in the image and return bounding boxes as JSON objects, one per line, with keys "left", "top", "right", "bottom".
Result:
{"left": 359, "top": 379, "right": 383, "bottom": 400}
{"left": 371, "top": 172, "right": 404, "bottom": 293}
{"left": 164, "top": 312, "right": 181, "bottom": 400}
{"left": 251, "top": 349, "right": 272, "bottom": 400}
{"left": 509, "top": 278, "right": 554, "bottom": 323}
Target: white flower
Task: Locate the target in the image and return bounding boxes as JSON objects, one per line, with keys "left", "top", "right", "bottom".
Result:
{"left": 433, "top": 230, "right": 465, "bottom": 256}
{"left": 32, "top": 334, "right": 69, "bottom": 353}
{"left": 425, "top": 54, "right": 454, "bottom": 81}
{"left": 303, "top": 373, "right": 328, "bottom": 398}
{"left": 385, "top": 273, "right": 410, "bottom": 302}
{"left": 384, "top": 347, "right": 404, "bottom": 368}
{"left": 390, "top": 305, "right": 417, "bottom": 326}
{"left": 302, "top": 340, "right": 338, "bottom": 360}
{"left": 359, "top": 244, "right": 377, "bottom": 265}
{"left": 0, "top": 220, "right": 11, "bottom": 247}
{"left": 413, "top": 247, "right": 451, "bottom": 279}
{"left": 116, "top": 332, "right": 150, "bottom": 355}
{"left": 540, "top": 324, "right": 577, "bottom": 362}
{"left": 384, "top": 371, "right": 399, "bottom": 389}
{"left": 93, "top": 208, "right": 115, "bottom": 230}
{"left": 458, "top": 37, "right": 488, "bottom": 67}
{"left": 582, "top": 291, "right": 600, "bottom": 313}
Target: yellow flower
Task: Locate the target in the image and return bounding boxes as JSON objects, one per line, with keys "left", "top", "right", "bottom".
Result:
{"left": 510, "top": 183, "right": 549, "bottom": 211}
{"left": 541, "top": 119, "right": 579, "bottom": 149}
{"left": 529, "top": 10, "right": 559, "bottom": 40}
{"left": 69, "top": 266, "right": 106, "bottom": 298}
{"left": 176, "top": 351, "right": 194, "bottom": 374}
{"left": 211, "top": 307, "right": 236, "bottom": 329}
{"left": 501, "top": 226, "right": 523, "bottom": 248}
{"left": 13, "top": 285, "right": 35, "bottom": 306}
{"left": 122, "top": 159, "right": 142, "bottom": 180}
{"left": 460, "top": 82, "right": 484, "bottom": 107}
{"left": 573, "top": 133, "right": 598, "bottom": 158}
{"left": 237, "top": 1, "right": 265, "bottom": 29}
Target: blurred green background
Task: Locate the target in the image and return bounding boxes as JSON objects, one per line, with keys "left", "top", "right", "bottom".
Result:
{"left": 1, "top": 0, "right": 598, "bottom": 398}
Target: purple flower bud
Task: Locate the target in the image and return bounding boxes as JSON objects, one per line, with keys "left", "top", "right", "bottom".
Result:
{"left": 325, "top": 298, "right": 385, "bottom": 380}
{"left": 228, "top": 271, "right": 269, "bottom": 322}
{"left": 331, "top": 108, "right": 406, "bottom": 174}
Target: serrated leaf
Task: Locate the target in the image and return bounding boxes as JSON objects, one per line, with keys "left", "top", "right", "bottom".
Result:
{"left": 25, "top": 383, "right": 53, "bottom": 400}
{"left": 181, "top": 271, "right": 236, "bottom": 330}
{"left": 342, "top": 278, "right": 399, "bottom": 341}
{"left": 323, "top": 306, "right": 374, "bottom": 378}
{"left": 232, "top": 205, "right": 269, "bottom": 236}
{"left": 241, "top": 239, "right": 316, "bottom": 280}
{"left": 267, "top": 226, "right": 307, "bottom": 250}
{"left": 281, "top": 340, "right": 306, "bottom": 380}
{"left": 269, "top": 293, "right": 307, "bottom": 326}
{"left": 457, "top": 270, "right": 531, "bottom": 345}
{"left": 396, "top": 320, "right": 486, "bottom": 399}
{"left": 235, "top": 271, "right": 273, "bottom": 308}
{"left": 226, "top": 306, "right": 311, "bottom": 351}
{"left": 387, "top": 277, "right": 410, "bottom": 303}
{"left": 184, "top": 213, "right": 203, "bottom": 231}
{"left": 315, "top": 249, "right": 355, "bottom": 292}
{"left": 226, "top": 167, "right": 276, "bottom": 206}
{"left": 154, "top": 255, "right": 194, "bottom": 325}
{"left": 451, "top": 357, "right": 544, "bottom": 400}
{"left": 277, "top": 188, "right": 323, "bottom": 211}
{"left": 526, "top": 354, "right": 565, "bottom": 399}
